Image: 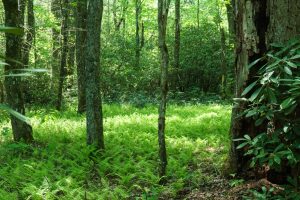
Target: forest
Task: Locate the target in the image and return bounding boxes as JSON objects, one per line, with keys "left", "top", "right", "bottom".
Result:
{"left": 0, "top": 0, "right": 300, "bottom": 199}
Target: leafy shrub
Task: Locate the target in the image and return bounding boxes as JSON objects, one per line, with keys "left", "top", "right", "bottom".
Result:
{"left": 237, "top": 37, "right": 300, "bottom": 196}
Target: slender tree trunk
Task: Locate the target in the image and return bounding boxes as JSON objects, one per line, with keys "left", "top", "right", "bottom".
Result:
{"left": 51, "top": 0, "right": 61, "bottom": 99}
{"left": 56, "top": 0, "right": 69, "bottom": 110}
{"left": 76, "top": 0, "right": 87, "bottom": 114}
{"left": 86, "top": 0, "right": 104, "bottom": 149}
{"left": 135, "top": 0, "right": 140, "bottom": 68}
{"left": 229, "top": 0, "right": 300, "bottom": 174}
{"left": 67, "top": 4, "right": 76, "bottom": 78}
{"left": 157, "top": 0, "right": 170, "bottom": 183}
{"left": 107, "top": 0, "right": 111, "bottom": 34}
{"left": 2, "top": 0, "right": 33, "bottom": 142}
{"left": 174, "top": 0, "right": 181, "bottom": 90}
{"left": 197, "top": 0, "right": 200, "bottom": 29}
{"left": 226, "top": 0, "right": 235, "bottom": 39}
{"left": 219, "top": 27, "right": 227, "bottom": 99}
{"left": 141, "top": 21, "right": 145, "bottom": 48}
{"left": 0, "top": 80, "right": 4, "bottom": 103}
{"left": 23, "top": 0, "right": 35, "bottom": 68}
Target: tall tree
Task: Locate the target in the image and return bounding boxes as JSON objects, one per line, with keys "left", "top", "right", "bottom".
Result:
{"left": 229, "top": 0, "right": 300, "bottom": 174}
{"left": 51, "top": 0, "right": 61, "bottom": 99}
{"left": 135, "top": 0, "right": 141, "bottom": 68}
{"left": 23, "top": 0, "right": 35, "bottom": 68}
{"left": 226, "top": 0, "right": 235, "bottom": 39}
{"left": 56, "top": 0, "right": 69, "bottom": 110}
{"left": 76, "top": 0, "right": 87, "bottom": 114}
{"left": 2, "top": 0, "right": 33, "bottom": 142}
{"left": 86, "top": 0, "right": 104, "bottom": 149}
{"left": 157, "top": 0, "right": 170, "bottom": 182}
{"left": 174, "top": 0, "right": 181, "bottom": 89}
{"left": 0, "top": 81, "right": 4, "bottom": 103}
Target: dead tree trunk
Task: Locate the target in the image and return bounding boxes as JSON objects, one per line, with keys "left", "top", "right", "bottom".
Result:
{"left": 229, "top": 0, "right": 300, "bottom": 174}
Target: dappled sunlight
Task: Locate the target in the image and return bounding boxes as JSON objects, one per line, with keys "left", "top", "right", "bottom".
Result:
{"left": 0, "top": 104, "right": 231, "bottom": 199}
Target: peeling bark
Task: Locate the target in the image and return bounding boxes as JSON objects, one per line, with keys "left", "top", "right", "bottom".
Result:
{"left": 229, "top": 0, "right": 300, "bottom": 175}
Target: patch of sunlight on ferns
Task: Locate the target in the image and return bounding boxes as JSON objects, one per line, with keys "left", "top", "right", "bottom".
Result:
{"left": 0, "top": 104, "right": 231, "bottom": 199}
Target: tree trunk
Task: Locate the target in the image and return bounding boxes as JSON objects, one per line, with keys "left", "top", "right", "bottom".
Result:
{"left": 67, "top": 4, "right": 76, "bottom": 78}
{"left": 86, "top": 0, "right": 104, "bottom": 150}
{"left": 135, "top": 0, "right": 140, "bottom": 68}
{"left": 229, "top": 0, "right": 300, "bottom": 174}
{"left": 51, "top": 0, "right": 61, "bottom": 100}
{"left": 56, "top": 0, "right": 69, "bottom": 110}
{"left": 23, "top": 0, "right": 35, "bottom": 68}
{"left": 174, "top": 0, "right": 181, "bottom": 90}
{"left": 76, "top": 0, "right": 87, "bottom": 114}
{"left": 157, "top": 0, "right": 170, "bottom": 183}
{"left": 0, "top": 80, "right": 5, "bottom": 103}
{"left": 197, "top": 0, "right": 200, "bottom": 29}
{"left": 219, "top": 27, "right": 227, "bottom": 99}
{"left": 141, "top": 21, "right": 145, "bottom": 48}
{"left": 2, "top": 0, "right": 33, "bottom": 142}
{"left": 226, "top": 0, "right": 235, "bottom": 39}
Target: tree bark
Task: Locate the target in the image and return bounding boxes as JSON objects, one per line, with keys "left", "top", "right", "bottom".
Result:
{"left": 0, "top": 80, "right": 5, "bottom": 103}
{"left": 135, "top": 0, "right": 141, "bottom": 68}
{"left": 219, "top": 27, "right": 227, "bottom": 99}
{"left": 226, "top": 0, "right": 235, "bottom": 39}
{"left": 2, "top": 0, "right": 33, "bottom": 142}
{"left": 76, "top": 0, "right": 87, "bottom": 114}
{"left": 56, "top": 0, "right": 69, "bottom": 110}
{"left": 197, "top": 0, "right": 200, "bottom": 29}
{"left": 174, "top": 0, "right": 181, "bottom": 90}
{"left": 157, "top": 0, "right": 170, "bottom": 183}
{"left": 51, "top": 0, "right": 61, "bottom": 100}
{"left": 86, "top": 0, "right": 104, "bottom": 150}
{"left": 229, "top": 0, "right": 300, "bottom": 174}
{"left": 23, "top": 0, "right": 35, "bottom": 68}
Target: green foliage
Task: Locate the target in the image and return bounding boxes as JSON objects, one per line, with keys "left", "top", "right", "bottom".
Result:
{"left": 237, "top": 37, "right": 300, "bottom": 196}
{"left": 0, "top": 104, "right": 231, "bottom": 199}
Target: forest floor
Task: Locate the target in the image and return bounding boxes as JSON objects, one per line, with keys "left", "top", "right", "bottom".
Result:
{"left": 0, "top": 104, "right": 235, "bottom": 199}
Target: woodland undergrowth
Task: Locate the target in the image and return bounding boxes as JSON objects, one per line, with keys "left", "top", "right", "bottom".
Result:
{"left": 0, "top": 104, "right": 231, "bottom": 199}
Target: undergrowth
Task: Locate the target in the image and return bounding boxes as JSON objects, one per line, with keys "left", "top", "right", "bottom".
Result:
{"left": 0, "top": 104, "right": 231, "bottom": 199}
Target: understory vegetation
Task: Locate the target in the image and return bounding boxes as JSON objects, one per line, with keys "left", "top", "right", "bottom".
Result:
{"left": 0, "top": 104, "right": 231, "bottom": 199}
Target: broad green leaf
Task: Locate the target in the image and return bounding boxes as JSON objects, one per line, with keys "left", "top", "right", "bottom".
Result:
{"left": 0, "top": 61, "right": 9, "bottom": 66}
{"left": 244, "top": 135, "right": 251, "bottom": 140}
{"left": 255, "top": 118, "right": 264, "bottom": 126}
{"left": 290, "top": 54, "right": 300, "bottom": 60}
{"left": 248, "top": 57, "right": 263, "bottom": 70}
{"left": 249, "top": 87, "right": 263, "bottom": 102}
{"left": 16, "top": 68, "right": 48, "bottom": 73}
{"left": 284, "top": 66, "right": 293, "bottom": 75}
{"left": 286, "top": 61, "right": 297, "bottom": 69}
{"left": 245, "top": 109, "right": 257, "bottom": 118}
{"left": 242, "top": 81, "right": 257, "bottom": 96}
{"left": 274, "top": 155, "right": 281, "bottom": 164}
{"left": 0, "top": 26, "right": 24, "bottom": 35}
{"left": 236, "top": 142, "right": 248, "bottom": 149}
{"left": 4, "top": 73, "right": 32, "bottom": 77}
{"left": 267, "top": 88, "right": 277, "bottom": 103}
{"left": 280, "top": 97, "right": 295, "bottom": 110}
{"left": 0, "top": 104, "right": 30, "bottom": 123}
